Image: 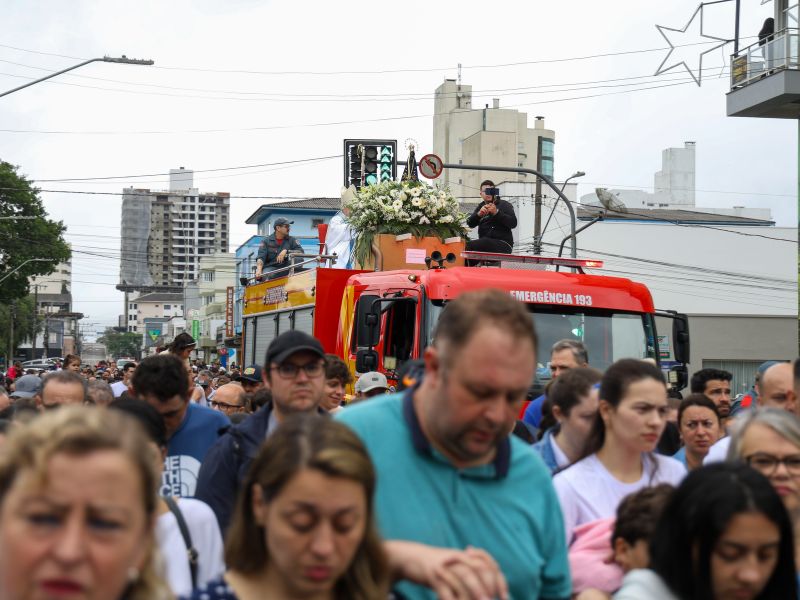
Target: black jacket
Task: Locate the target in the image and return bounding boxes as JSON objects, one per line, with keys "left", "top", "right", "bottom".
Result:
{"left": 466, "top": 199, "right": 517, "bottom": 248}
{"left": 256, "top": 232, "right": 303, "bottom": 268}
{"left": 195, "top": 401, "right": 328, "bottom": 532}
{"left": 195, "top": 402, "right": 273, "bottom": 532}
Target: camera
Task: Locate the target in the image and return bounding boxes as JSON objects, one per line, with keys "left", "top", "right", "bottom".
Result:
{"left": 483, "top": 186, "right": 500, "bottom": 197}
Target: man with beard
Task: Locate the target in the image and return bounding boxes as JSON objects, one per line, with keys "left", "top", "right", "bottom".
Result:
{"left": 690, "top": 368, "right": 733, "bottom": 431}
{"left": 338, "top": 289, "right": 571, "bottom": 600}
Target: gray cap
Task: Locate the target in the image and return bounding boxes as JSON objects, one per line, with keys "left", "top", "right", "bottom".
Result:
{"left": 11, "top": 374, "right": 43, "bottom": 398}
{"left": 355, "top": 371, "right": 388, "bottom": 394}
{"left": 274, "top": 217, "right": 294, "bottom": 227}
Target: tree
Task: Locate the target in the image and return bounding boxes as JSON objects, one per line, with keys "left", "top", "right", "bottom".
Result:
{"left": 97, "top": 327, "right": 143, "bottom": 359}
{"left": 0, "top": 295, "right": 36, "bottom": 364}
{"left": 0, "top": 161, "right": 71, "bottom": 301}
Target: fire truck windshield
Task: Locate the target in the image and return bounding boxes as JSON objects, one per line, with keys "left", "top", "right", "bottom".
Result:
{"left": 425, "top": 300, "right": 657, "bottom": 382}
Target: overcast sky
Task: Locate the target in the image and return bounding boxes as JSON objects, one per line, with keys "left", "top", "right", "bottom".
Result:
{"left": 1, "top": 0, "right": 793, "bottom": 332}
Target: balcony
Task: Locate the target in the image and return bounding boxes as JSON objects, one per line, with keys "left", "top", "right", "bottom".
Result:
{"left": 727, "top": 28, "right": 800, "bottom": 118}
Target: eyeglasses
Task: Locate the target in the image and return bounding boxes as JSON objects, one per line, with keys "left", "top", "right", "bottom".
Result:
{"left": 271, "top": 362, "right": 324, "bottom": 379}
{"left": 745, "top": 452, "right": 800, "bottom": 476}
{"left": 211, "top": 399, "right": 243, "bottom": 410}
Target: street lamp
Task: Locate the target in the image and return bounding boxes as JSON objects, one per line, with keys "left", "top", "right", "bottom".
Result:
{"left": 0, "top": 258, "right": 49, "bottom": 284}
{"left": 0, "top": 55, "right": 155, "bottom": 99}
{"left": 538, "top": 171, "right": 586, "bottom": 252}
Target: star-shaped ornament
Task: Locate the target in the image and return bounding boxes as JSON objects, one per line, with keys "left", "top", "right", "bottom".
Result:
{"left": 655, "top": 3, "right": 730, "bottom": 86}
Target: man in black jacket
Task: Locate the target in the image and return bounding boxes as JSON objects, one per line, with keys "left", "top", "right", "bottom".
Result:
{"left": 195, "top": 330, "right": 328, "bottom": 531}
{"left": 465, "top": 180, "right": 517, "bottom": 263}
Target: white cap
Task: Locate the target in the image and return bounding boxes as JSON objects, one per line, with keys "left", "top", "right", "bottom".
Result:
{"left": 355, "top": 371, "right": 388, "bottom": 394}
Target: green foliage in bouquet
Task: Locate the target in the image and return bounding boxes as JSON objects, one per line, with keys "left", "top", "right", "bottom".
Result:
{"left": 344, "top": 180, "right": 468, "bottom": 267}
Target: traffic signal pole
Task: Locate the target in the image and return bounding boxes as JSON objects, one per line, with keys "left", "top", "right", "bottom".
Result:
{"left": 397, "top": 161, "right": 578, "bottom": 258}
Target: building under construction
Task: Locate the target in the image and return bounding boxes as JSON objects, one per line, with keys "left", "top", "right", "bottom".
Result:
{"left": 117, "top": 168, "right": 230, "bottom": 333}
{"left": 117, "top": 168, "right": 230, "bottom": 293}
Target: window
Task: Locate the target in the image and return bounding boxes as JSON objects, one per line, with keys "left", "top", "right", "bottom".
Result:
{"left": 538, "top": 137, "right": 555, "bottom": 179}
{"left": 202, "top": 271, "right": 214, "bottom": 282}
{"left": 203, "top": 295, "right": 214, "bottom": 306}
{"left": 164, "top": 305, "right": 171, "bottom": 310}
{"left": 311, "top": 218, "right": 324, "bottom": 229}
{"left": 383, "top": 300, "right": 416, "bottom": 372}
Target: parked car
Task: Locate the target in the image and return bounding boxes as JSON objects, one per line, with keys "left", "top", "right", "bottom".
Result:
{"left": 21, "top": 360, "right": 54, "bottom": 370}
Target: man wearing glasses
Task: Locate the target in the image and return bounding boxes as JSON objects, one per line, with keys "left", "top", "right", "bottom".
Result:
{"left": 210, "top": 383, "right": 249, "bottom": 416}
{"left": 196, "top": 330, "right": 328, "bottom": 530}
{"left": 254, "top": 216, "right": 304, "bottom": 280}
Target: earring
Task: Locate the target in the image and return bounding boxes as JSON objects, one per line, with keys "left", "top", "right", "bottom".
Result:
{"left": 127, "top": 567, "right": 140, "bottom": 583}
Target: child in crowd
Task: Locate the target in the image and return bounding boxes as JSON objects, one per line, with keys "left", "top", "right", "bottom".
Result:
{"left": 573, "top": 484, "right": 675, "bottom": 599}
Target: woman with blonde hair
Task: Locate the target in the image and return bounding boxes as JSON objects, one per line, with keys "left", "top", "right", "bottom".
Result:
{"left": 0, "top": 405, "right": 171, "bottom": 600}
{"left": 186, "top": 414, "right": 389, "bottom": 600}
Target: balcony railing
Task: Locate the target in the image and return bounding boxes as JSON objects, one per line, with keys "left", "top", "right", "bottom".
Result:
{"left": 730, "top": 28, "right": 800, "bottom": 89}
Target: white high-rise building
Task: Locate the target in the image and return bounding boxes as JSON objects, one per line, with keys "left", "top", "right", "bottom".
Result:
{"left": 118, "top": 168, "right": 230, "bottom": 292}
{"left": 433, "top": 79, "right": 556, "bottom": 201}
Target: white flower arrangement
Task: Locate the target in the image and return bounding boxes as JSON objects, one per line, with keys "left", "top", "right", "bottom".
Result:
{"left": 343, "top": 180, "right": 468, "bottom": 266}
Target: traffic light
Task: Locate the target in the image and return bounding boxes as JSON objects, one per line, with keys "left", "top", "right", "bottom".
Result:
{"left": 343, "top": 139, "right": 397, "bottom": 190}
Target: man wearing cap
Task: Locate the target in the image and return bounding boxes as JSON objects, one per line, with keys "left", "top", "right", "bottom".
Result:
{"left": 196, "top": 330, "right": 328, "bottom": 531}
{"left": 235, "top": 364, "right": 264, "bottom": 394}
{"left": 9, "top": 374, "right": 42, "bottom": 404}
{"left": 354, "top": 371, "right": 389, "bottom": 402}
{"left": 254, "top": 217, "right": 304, "bottom": 279}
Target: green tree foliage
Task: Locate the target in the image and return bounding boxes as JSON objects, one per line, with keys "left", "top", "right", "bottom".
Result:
{"left": 0, "top": 161, "right": 71, "bottom": 301}
{"left": 97, "top": 328, "right": 142, "bottom": 358}
{"left": 0, "top": 295, "right": 36, "bottom": 361}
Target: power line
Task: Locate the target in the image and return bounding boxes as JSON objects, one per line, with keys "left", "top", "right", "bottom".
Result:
{"left": 0, "top": 38, "right": 743, "bottom": 76}
{"left": 0, "top": 59, "right": 730, "bottom": 102}
{"left": 0, "top": 79, "right": 704, "bottom": 135}
{"left": 29, "top": 155, "right": 340, "bottom": 183}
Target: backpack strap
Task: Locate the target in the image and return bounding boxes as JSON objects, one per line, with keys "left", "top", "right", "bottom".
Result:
{"left": 164, "top": 496, "right": 199, "bottom": 588}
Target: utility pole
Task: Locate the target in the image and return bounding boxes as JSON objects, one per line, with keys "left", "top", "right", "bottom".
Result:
{"left": 532, "top": 116, "right": 545, "bottom": 255}
{"left": 31, "top": 283, "right": 39, "bottom": 359}
{"left": 7, "top": 300, "right": 15, "bottom": 365}
{"left": 43, "top": 313, "right": 49, "bottom": 358}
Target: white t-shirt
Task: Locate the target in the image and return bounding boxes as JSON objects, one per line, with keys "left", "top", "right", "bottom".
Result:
{"left": 549, "top": 435, "right": 571, "bottom": 469}
{"left": 110, "top": 381, "right": 128, "bottom": 398}
{"left": 553, "top": 453, "right": 686, "bottom": 545}
{"left": 156, "top": 498, "right": 225, "bottom": 597}
{"left": 704, "top": 436, "right": 731, "bottom": 465}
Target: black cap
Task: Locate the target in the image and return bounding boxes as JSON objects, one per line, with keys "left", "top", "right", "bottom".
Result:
{"left": 266, "top": 330, "right": 325, "bottom": 366}
{"left": 237, "top": 364, "right": 263, "bottom": 383}
{"left": 274, "top": 217, "right": 294, "bottom": 227}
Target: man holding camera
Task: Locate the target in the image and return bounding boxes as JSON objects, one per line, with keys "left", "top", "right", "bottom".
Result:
{"left": 465, "top": 180, "right": 517, "bottom": 262}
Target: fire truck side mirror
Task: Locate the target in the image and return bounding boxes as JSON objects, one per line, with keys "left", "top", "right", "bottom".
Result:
{"left": 355, "top": 349, "right": 379, "bottom": 373}
{"left": 668, "top": 365, "right": 688, "bottom": 392}
{"left": 672, "top": 313, "right": 690, "bottom": 365}
{"left": 355, "top": 294, "right": 381, "bottom": 348}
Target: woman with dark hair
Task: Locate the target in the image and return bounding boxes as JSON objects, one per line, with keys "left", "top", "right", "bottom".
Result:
{"left": 673, "top": 394, "right": 722, "bottom": 470}
{"left": 615, "top": 462, "right": 798, "bottom": 599}
{"left": 532, "top": 367, "right": 602, "bottom": 473}
{"left": 553, "top": 359, "right": 686, "bottom": 545}
{"left": 184, "top": 414, "right": 389, "bottom": 599}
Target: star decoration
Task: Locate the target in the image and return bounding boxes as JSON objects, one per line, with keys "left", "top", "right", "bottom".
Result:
{"left": 655, "top": 3, "right": 731, "bottom": 86}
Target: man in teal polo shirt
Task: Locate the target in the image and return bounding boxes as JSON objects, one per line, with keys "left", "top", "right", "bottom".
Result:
{"left": 338, "top": 289, "right": 571, "bottom": 600}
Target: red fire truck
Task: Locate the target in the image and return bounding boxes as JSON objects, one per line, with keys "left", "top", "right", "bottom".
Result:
{"left": 240, "top": 250, "right": 690, "bottom": 394}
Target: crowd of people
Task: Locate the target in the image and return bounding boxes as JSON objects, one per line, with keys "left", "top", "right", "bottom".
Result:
{"left": 0, "top": 289, "right": 798, "bottom": 599}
